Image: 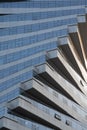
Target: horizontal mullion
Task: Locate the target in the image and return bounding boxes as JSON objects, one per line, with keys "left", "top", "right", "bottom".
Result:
{"left": 0, "top": 8, "right": 84, "bottom": 22}
{"left": 0, "top": 1, "right": 86, "bottom": 8}
{"left": 0, "top": 17, "right": 77, "bottom": 37}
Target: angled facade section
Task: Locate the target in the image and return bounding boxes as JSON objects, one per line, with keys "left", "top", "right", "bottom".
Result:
{"left": 0, "top": 1, "right": 87, "bottom": 130}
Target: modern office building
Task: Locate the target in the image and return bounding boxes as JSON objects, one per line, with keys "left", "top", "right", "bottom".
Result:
{"left": 0, "top": 0, "right": 87, "bottom": 130}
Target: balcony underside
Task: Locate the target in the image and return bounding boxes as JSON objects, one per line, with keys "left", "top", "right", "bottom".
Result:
{"left": 21, "top": 78, "right": 87, "bottom": 125}
{"left": 21, "top": 78, "right": 72, "bottom": 116}
{"left": 69, "top": 32, "right": 85, "bottom": 68}
{"left": 58, "top": 44, "right": 82, "bottom": 77}
{"left": 47, "top": 49, "right": 87, "bottom": 96}
{"left": 8, "top": 96, "right": 75, "bottom": 130}
{"left": 78, "top": 22, "right": 87, "bottom": 69}
{"left": 34, "top": 63, "right": 87, "bottom": 109}
{"left": 68, "top": 33, "right": 87, "bottom": 82}
{"left": 34, "top": 64, "right": 73, "bottom": 100}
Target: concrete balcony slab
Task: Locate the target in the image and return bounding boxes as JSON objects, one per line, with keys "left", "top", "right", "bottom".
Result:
{"left": 47, "top": 49, "right": 87, "bottom": 96}
{"left": 21, "top": 78, "right": 87, "bottom": 125}
{"left": 0, "top": 116, "right": 31, "bottom": 130}
{"left": 7, "top": 96, "right": 75, "bottom": 130}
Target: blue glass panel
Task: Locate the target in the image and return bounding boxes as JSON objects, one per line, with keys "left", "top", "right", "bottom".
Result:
{"left": 0, "top": 88, "right": 20, "bottom": 104}
{"left": 0, "top": 8, "right": 85, "bottom": 22}
{"left": 0, "top": 0, "right": 86, "bottom": 8}
{"left": 0, "top": 70, "right": 33, "bottom": 92}
{"left": 0, "top": 17, "right": 77, "bottom": 36}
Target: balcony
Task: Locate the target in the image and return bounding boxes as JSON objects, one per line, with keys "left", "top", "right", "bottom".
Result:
{"left": 20, "top": 78, "right": 87, "bottom": 126}
{"left": 34, "top": 62, "right": 87, "bottom": 110}
{"left": 0, "top": 116, "right": 30, "bottom": 130}
{"left": 47, "top": 48, "right": 87, "bottom": 97}
{"left": 7, "top": 96, "right": 77, "bottom": 130}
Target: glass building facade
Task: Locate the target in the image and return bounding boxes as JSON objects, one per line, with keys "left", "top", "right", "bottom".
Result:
{"left": 0, "top": 0, "right": 87, "bottom": 130}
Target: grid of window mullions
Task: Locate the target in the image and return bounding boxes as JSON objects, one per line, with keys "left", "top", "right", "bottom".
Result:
{"left": 0, "top": 88, "right": 20, "bottom": 104}
{"left": 0, "top": 54, "right": 46, "bottom": 79}
{"left": 0, "top": 54, "right": 46, "bottom": 92}
{"left": 0, "top": 8, "right": 85, "bottom": 22}
{"left": 0, "top": 0, "right": 86, "bottom": 8}
{"left": 0, "top": 40, "right": 58, "bottom": 65}
{"left": 0, "top": 17, "right": 77, "bottom": 36}
{"left": 0, "top": 27, "right": 67, "bottom": 52}
{"left": 0, "top": 70, "right": 33, "bottom": 92}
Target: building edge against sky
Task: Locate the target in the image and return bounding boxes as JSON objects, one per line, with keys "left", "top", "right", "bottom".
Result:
{"left": 0, "top": 0, "right": 87, "bottom": 130}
